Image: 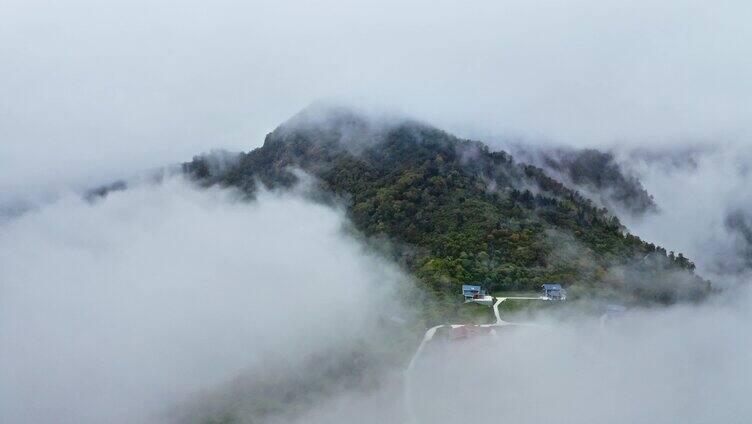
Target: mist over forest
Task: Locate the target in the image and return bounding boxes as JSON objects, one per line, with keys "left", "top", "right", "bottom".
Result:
{"left": 2, "top": 0, "right": 752, "bottom": 423}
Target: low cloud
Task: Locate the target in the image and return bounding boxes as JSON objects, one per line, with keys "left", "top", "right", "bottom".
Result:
{"left": 2, "top": 163, "right": 751, "bottom": 424}
{"left": 617, "top": 144, "right": 752, "bottom": 284}
{"left": 0, "top": 177, "right": 410, "bottom": 424}
{"left": 278, "top": 286, "right": 752, "bottom": 424}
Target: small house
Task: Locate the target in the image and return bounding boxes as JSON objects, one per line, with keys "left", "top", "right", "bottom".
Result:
{"left": 541, "top": 283, "right": 566, "bottom": 300}
{"left": 462, "top": 284, "right": 486, "bottom": 301}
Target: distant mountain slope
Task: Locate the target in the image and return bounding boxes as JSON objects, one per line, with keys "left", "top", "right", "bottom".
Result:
{"left": 185, "top": 106, "right": 709, "bottom": 304}
{"left": 505, "top": 145, "right": 658, "bottom": 217}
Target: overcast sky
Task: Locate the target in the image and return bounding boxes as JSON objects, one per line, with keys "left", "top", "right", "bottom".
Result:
{"left": 2, "top": 0, "right": 751, "bottom": 200}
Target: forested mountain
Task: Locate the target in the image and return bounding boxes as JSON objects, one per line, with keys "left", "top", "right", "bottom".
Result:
{"left": 185, "top": 106, "right": 709, "bottom": 304}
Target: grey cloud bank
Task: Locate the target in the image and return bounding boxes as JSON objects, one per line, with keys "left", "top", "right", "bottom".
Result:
{"left": 2, "top": 0, "right": 751, "bottom": 203}
{"left": 0, "top": 178, "right": 408, "bottom": 423}
{"left": 3, "top": 173, "right": 751, "bottom": 423}
{"left": 619, "top": 144, "right": 752, "bottom": 284}
{"left": 282, "top": 287, "right": 752, "bottom": 424}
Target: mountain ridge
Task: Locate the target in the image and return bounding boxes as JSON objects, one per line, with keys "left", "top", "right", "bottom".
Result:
{"left": 186, "top": 107, "right": 709, "bottom": 304}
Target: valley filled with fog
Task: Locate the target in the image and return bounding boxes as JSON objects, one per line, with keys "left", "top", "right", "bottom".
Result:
{"left": 2, "top": 175, "right": 752, "bottom": 423}
{"left": 2, "top": 0, "right": 751, "bottom": 423}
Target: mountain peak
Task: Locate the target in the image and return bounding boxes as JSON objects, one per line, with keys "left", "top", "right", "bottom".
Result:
{"left": 185, "top": 107, "right": 709, "bottom": 305}
{"left": 268, "top": 103, "right": 435, "bottom": 154}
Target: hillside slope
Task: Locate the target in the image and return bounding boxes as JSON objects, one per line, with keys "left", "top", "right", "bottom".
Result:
{"left": 505, "top": 145, "right": 658, "bottom": 217}
{"left": 185, "top": 107, "right": 709, "bottom": 304}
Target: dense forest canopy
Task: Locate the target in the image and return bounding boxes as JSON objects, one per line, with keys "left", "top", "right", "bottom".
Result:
{"left": 185, "top": 107, "right": 710, "bottom": 304}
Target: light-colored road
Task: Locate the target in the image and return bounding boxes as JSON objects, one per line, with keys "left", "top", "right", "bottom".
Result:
{"left": 492, "top": 296, "right": 547, "bottom": 324}
{"left": 403, "top": 295, "right": 551, "bottom": 423}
